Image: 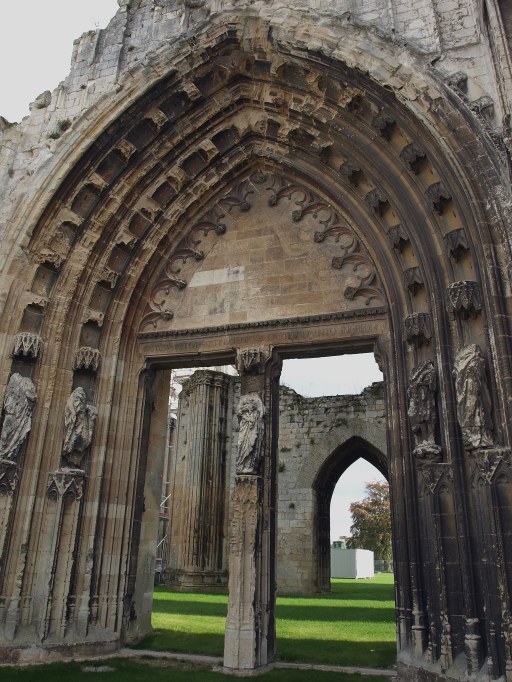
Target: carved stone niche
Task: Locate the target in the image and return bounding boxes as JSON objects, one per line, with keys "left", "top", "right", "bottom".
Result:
{"left": 236, "top": 348, "right": 269, "bottom": 375}
{"left": 446, "top": 281, "right": 482, "bottom": 319}
{"left": 73, "top": 347, "right": 101, "bottom": 373}
{"left": 12, "top": 332, "right": 43, "bottom": 360}
{"left": 444, "top": 229, "right": 469, "bottom": 261}
{"left": 403, "top": 267, "right": 423, "bottom": 296}
{"left": 403, "top": 313, "right": 433, "bottom": 348}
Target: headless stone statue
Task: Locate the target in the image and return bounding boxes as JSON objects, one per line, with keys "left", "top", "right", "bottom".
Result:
{"left": 453, "top": 344, "right": 493, "bottom": 450}
{"left": 407, "top": 360, "right": 441, "bottom": 459}
{"left": 62, "top": 387, "right": 98, "bottom": 468}
{"left": 0, "top": 373, "right": 37, "bottom": 461}
{"left": 235, "top": 393, "right": 266, "bottom": 475}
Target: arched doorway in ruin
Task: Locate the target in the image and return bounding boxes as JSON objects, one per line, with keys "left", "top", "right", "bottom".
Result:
{"left": 0, "top": 9, "right": 511, "bottom": 681}
{"left": 313, "top": 436, "right": 388, "bottom": 593}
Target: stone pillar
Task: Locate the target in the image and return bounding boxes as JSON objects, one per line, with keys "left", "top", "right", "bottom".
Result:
{"left": 174, "top": 370, "right": 231, "bottom": 590}
{"left": 224, "top": 348, "right": 281, "bottom": 672}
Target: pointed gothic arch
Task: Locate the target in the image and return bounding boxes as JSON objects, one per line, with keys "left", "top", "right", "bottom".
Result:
{"left": 312, "top": 436, "right": 388, "bottom": 593}
{"left": 0, "top": 7, "right": 511, "bottom": 680}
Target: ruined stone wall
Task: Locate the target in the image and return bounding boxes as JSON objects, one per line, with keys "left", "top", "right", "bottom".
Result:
{"left": 166, "top": 371, "right": 386, "bottom": 594}
{"left": 276, "top": 382, "right": 386, "bottom": 593}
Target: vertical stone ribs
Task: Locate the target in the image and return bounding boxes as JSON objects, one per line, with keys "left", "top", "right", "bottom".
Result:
{"left": 175, "top": 371, "right": 231, "bottom": 587}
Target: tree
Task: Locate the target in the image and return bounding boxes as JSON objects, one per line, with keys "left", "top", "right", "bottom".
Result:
{"left": 346, "top": 481, "right": 392, "bottom": 561}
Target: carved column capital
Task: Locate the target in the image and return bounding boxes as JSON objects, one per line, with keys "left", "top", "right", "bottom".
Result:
{"left": 236, "top": 348, "right": 270, "bottom": 375}
{"left": 446, "top": 281, "right": 482, "bottom": 319}
{"left": 403, "top": 313, "right": 432, "bottom": 347}
{"left": 12, "top": 332, "right": 43, "bottom": 360}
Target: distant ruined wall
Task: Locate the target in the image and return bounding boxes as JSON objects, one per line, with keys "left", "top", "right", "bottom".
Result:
{"left": 165, "top": 370, "right": 386, "bottom": 594}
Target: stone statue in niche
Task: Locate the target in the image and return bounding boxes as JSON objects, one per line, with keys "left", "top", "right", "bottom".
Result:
{"left": 453, "top": 344, "right": 494, "bottom": 450}
{"left": 236, "top": 393, "right": 266, "bottom": 475}
{"left": 62, "top": 388, "right": 98, "bottom": 468}
{"left": 407, "top": 360, "right": 441, "bottom": 460}
{"left": 0, "top": 373, "right": 37, "bottom": 461}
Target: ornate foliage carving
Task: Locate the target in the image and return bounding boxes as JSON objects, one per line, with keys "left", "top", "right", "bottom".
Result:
{"left": 453, "top": 344, "right": 493, "bottom": 451}
{"left": 426, "top": 182, "right": 451, "bottom": 214}
{"left": 372, "top": 113, "right": 395, "bottom": 140}
{"left": 46, "top": 471, "right": 84, "bottom": 501}
{"left": 407, "top": 360, "right": 441, "bottom": 462}
{"left": 339, "top": 161, "right": 362, "bottom": 186}
{"left": 145, "top": 108, "right": 168, "bottom": 132}
{"left": 403, "top": 313, "right": 432, "bottom": 347}
{"left": 236, "top": 394, "right": 266, "bottom": 475}
{"left": 73, "top": 347, "right": 101, "bottom": 372}
{"left": 115, "top": 139, "right": 137, "bottom": 163}
{"left": 445, "top": 229, "right": 469, "bottom": 261}
{"left": 446, "top": 281, "right": 482, "bottom": 318}
{"left": 140, "top": 178, "right": 252, "bottom": 329}
{"left": 388, "top": 224, "right": 409, "bottom": 252}
{"left": 403, "top": 267, "right": 423, "bottom": 296}
{"left": 0, "top": 374, "right": 37, "bottom": 462}
{"left": 140, "top": 171, "right": 386, "bottom": 330}
{"left": 62, "top": 388, "right": 98, "bottom": 469}
{"left": 262, "top": 175, "right": 384, "bottom": 304}
{"left": 12, "top": 332, "right": 43, "bottom": 360}
{"left": 237, "top": 348, "right": 269, "bottom": 375}
{"left": 35, "top": 249, "right": 64, "bottom": 270}
{"left": 400, "top": 142, "right": 427, "bottom": 173}
{"left": 364, "top": 189, "right": 388, "bottom": 216}
{"left": 98, "top": 267, "right": 119, "bottom": 289}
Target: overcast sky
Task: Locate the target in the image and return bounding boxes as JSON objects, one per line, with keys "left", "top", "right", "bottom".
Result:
{"left": 0, "top": 2, "right": 119, "bottom": 122}
{"left": 1, "top": 2, "right": 387, "bottom": 541}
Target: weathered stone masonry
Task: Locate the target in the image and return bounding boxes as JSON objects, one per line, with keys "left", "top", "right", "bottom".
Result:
{"left": 164, "top": 370, "right": 386, "bottom": 595}
{"left": 0, "top": 0, "right": 512, "bottom": 679}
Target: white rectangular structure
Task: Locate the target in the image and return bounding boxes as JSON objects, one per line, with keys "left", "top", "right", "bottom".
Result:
{"left": 330, "top": 548, "right": 374, "bottom": 579}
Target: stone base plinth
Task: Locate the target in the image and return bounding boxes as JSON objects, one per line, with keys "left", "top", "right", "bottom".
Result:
{"left": 163, "top": 569, "right": 228, "bottom": 593}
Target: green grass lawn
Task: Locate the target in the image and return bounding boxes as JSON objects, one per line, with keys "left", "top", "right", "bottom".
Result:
{"left": 2, "top": 576, "right": 396, "bottom": 682}
{"left": 0, "top": 658, "right": 393, "bottom": 682}
{"left": 136, "top": 574, "right": 397, "bottom": 669}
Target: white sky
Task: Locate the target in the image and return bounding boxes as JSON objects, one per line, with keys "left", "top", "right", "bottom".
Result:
{"left": 2, "top": 3, "right": 387, "bottom": 541}
{"left": 0, "top": 1, "right": 119, "bottom": 122}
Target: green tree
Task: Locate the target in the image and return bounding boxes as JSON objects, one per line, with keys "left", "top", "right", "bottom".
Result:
{"left": 346, "top": 481, "right": 392, "bottom": 561}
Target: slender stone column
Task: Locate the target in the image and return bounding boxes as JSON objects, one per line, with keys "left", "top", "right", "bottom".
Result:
{"left": 224, "top": 348, "right": 281, "bottom": 671}
{"left": 175, "top": 370, "right": 231, "bottom": 589}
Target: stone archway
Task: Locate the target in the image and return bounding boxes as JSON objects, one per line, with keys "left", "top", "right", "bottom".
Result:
{"left": 312, "top": 436, "right": 388, "bottom": 593}
{"left": 0, "top": 4, "right": 511, "bottom": 680}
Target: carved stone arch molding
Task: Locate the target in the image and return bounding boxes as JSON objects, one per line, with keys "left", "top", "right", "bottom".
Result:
{"left": 0, "top": 6, "right": 511, "bottom": 682}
